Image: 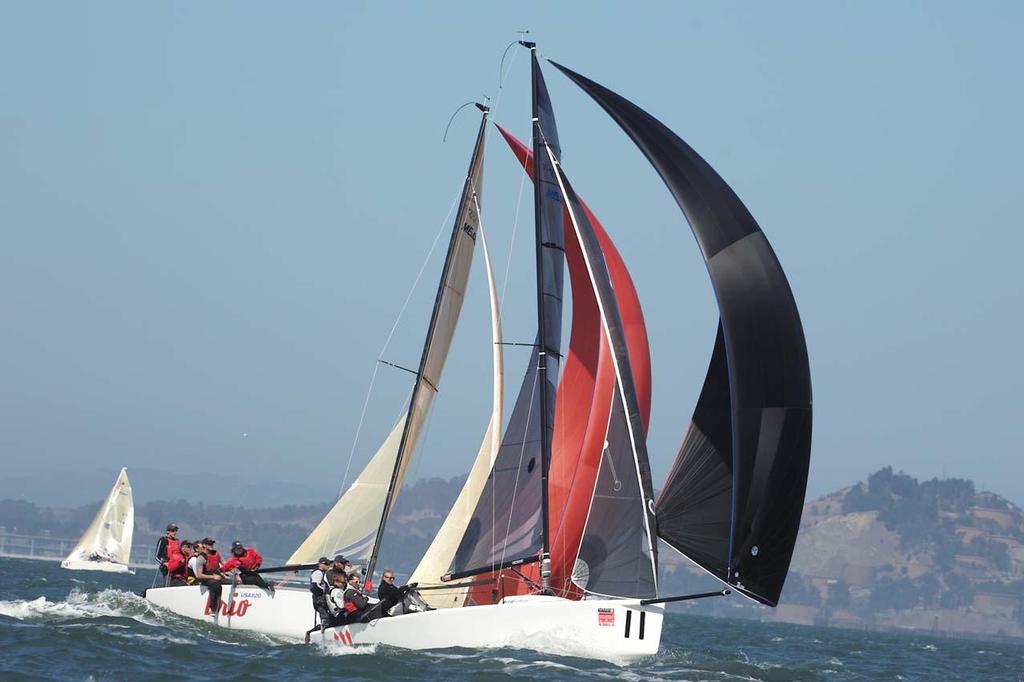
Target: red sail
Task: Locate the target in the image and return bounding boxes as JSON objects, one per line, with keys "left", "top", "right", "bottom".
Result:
{"left": 493, "top": 126, "right": 652, "bottom": 599}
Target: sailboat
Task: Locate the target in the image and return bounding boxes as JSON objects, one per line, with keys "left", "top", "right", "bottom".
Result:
{"left": 145, "top": 44, "right": 812, "bottom": 661}
{"left": 61, "top": 467, "right": 135, "bottom": 574}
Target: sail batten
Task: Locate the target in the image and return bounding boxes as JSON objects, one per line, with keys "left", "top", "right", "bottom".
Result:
{"left": 552, "top": 61, "right": 813, "bottom": 607}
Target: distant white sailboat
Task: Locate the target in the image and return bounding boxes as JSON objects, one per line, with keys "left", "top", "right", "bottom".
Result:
{"left": 61, "top": 467, "right": 135, "bottom": 574}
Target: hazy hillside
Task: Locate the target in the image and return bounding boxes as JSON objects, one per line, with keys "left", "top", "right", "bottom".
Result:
{"left": 4, "top": 466, "right": 1023, "bottom": 641}
{"left": 0, "top": 476, "right": 464, "bottom": 569}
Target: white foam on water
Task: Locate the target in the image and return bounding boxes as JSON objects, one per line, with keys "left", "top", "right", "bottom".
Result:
{"left": 501, "top": 660, "right": 642, "bottom": 680}
{"left": 113, "top": 631, "right": 195, "bottom": 645}
{"left": 209, "top": 630, "right": 286, "bottom": 648}
{"left": 0, "top": 588, "right": 167, "bottom": 628}
{"left": 487, "top": 630, "right": 643, "bottom": 667}
{"left": 315, "top": 639, "right": 380, "bottom": 657}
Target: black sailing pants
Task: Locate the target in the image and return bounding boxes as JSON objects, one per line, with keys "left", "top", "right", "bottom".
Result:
{"left": 202, "top": 579, "right": 223, "bottom": 610}
{"left": 239, "top": 571, "right": 271, "bottom": 590}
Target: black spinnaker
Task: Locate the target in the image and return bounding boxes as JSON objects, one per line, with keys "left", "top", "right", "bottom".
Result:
{"left": 552, "top": 62, "right": 812, "bottom": 607}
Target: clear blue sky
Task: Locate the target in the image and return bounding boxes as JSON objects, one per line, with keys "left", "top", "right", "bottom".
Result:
{"left": 1, "top": 1, "right": 1021, "bottom": 506}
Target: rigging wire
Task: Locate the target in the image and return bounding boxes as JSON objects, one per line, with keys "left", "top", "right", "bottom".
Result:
{"left": 335, "top": 186, "right": 464, "bottom": 500}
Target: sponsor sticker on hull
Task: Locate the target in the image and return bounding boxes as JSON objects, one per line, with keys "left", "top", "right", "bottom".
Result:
{"left": 597, "top": 607, "right": 615, "bottom": 626}
{"left": 205, "top": 598, "right": 252, "bottom": 617}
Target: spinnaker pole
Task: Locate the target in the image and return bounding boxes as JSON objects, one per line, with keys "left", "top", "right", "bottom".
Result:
{"left": 364, "top": 104, "right": 491, "bottom": 584}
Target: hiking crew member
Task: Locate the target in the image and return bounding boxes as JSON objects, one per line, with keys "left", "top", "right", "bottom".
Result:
{"left": 303, "top": 558, "right": 337, "bottom": 644}
{"left": 155, "top": 524, "right": 179, "bottom": 578}
{"left": 188, "top": 542, "right": 225, "bottom": 612}
{"left": 203, "top": 538, "right": 221, "bottom": 573}
{"left": 166, "top": 541, "right": 193, "bottom": 586}
{"left": 324, "top": 555, "right": 348, "bottom": 587}
{"left": 327, "top": 572, "right": 348, "bottom": 620}
{"left": 220, "top": 541, "right": 273, "bottom": 592}
{"left": 342, "top": 573, "right": 372, "bottom": 623}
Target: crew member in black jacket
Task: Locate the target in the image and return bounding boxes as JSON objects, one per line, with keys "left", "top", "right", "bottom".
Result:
{"left": 376, "top": 569, "right": 415, "bottom": 616}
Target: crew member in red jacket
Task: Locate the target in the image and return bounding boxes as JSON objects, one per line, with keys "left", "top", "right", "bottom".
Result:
{"left": 202, "top": 538, "right": 222, "bottom": 572}
{"left": 220, "top": 541, "right": 273, "bottom": 592}
{"left": 165, "top": 541, "right": 193, "bottom": 587}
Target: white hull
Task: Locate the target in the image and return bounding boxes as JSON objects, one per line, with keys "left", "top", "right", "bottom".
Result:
{"left": 145, "top": 585, "right": 662, "bottom": 661}
{"left": 61, "top": 559, "right": 134, "bottom": 574}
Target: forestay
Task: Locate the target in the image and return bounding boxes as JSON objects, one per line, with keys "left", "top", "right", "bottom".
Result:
{"left": 545, "top": 147, "right": 659, "bottom": 600}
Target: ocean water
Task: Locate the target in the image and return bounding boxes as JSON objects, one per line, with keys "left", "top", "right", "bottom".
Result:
{"left": 0, "top": 558, "right": 1021, "bottom": 681}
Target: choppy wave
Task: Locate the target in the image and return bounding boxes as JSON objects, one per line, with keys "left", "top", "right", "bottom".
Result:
{"left": 1, "top": 558, "right": 1022, "bottom": 681}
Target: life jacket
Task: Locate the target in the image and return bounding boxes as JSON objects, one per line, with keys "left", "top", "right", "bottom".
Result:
{"left": 327, "top": 586, "right": 345, "bottom": 616}
{"left": 309, "top": 569, "right": 328, "bottom": 597}
{"left": 206, "top": 550, "right": 221, "bottom": 572}
{"left": 343, "top": 586, "right": 367, "bottom": 613}
{"left": 156, "top": 535, "right": 179, "bottom": 562}
{"left": 166, "top": 551, "right": 188, "bottom": 582}
{"left": 222, "top": 547, "right": 262, "bottom": 573}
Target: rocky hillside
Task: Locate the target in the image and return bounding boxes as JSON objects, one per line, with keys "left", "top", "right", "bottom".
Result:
{"left": 665, "top": 467, "right": 1024, "bottom": 640}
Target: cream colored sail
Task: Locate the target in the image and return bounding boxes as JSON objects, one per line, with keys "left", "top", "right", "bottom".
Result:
{"left": 62, "top": 467, "right": 134, "bottom": 568}
{"left": 290, "top": 108, "right": 489, "bottom": 570}
{"left": 410, "top": 204, "right": 504, "bottom": 607}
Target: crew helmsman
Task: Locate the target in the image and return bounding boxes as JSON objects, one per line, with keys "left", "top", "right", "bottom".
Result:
{"left": 220, "top": 540, "right": 273, "bottom": 593}
{"left": 377, "top": 569, "right": 415, "bottom": 616}
{"left": 303, "top": 557, "right": 335, "bottom": 644}
{"left": 155, "top": 524, "right": 179, "bottom": 578}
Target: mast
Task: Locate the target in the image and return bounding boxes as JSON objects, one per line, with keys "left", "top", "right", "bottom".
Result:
{"left": 523, "top": 40, "right": 554, "bottom": 591}
{"left": 364, "top": 104, "right": 490, "bottom": 583}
